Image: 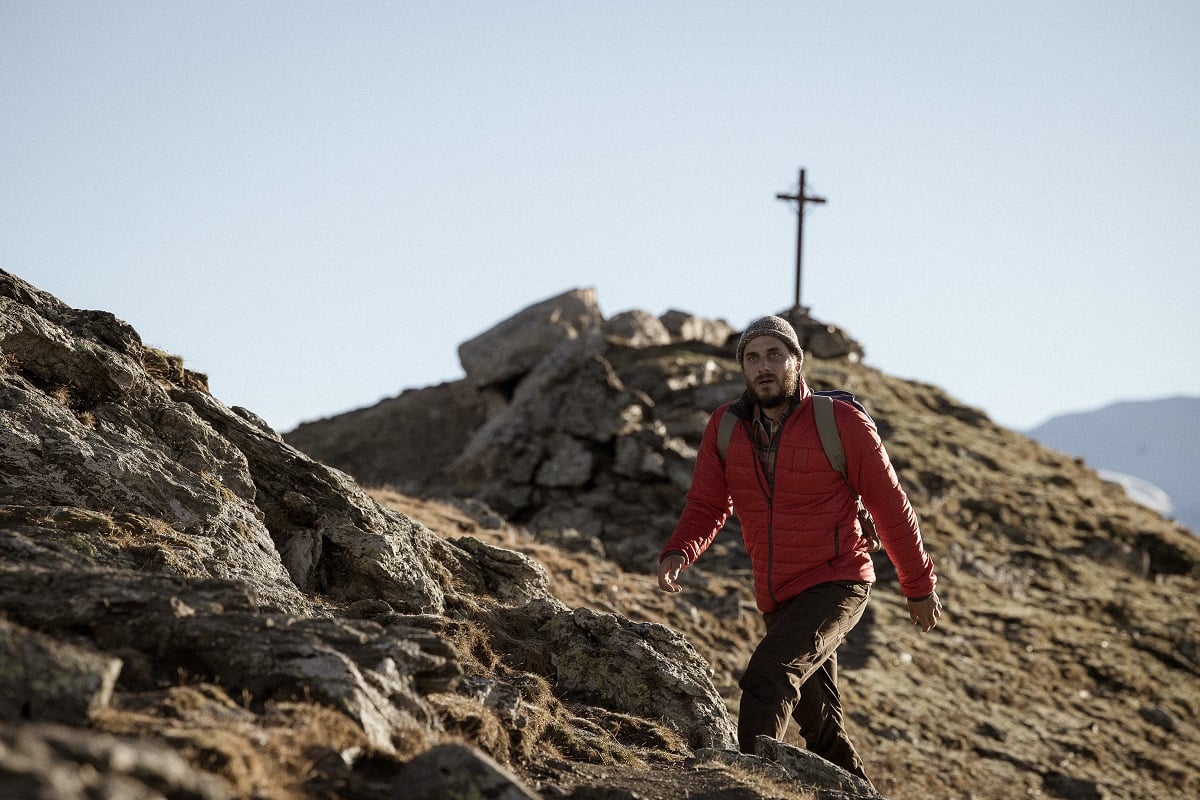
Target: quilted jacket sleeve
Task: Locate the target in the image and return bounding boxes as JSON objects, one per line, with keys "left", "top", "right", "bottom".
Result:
{"left": 836, "top": 401, "right": 937, "bottom": 599}
{"left": 658, "top": 406, "right": 735, "bottom": 566}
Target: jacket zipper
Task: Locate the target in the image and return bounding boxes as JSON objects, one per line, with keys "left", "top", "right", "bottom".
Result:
{"left": 752, "top": 423, "right": 779, "bottom": 608}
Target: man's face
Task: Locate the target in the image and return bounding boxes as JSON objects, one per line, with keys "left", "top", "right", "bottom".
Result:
{"left": 741, "top": 335, "right": 799, "bottom": 409}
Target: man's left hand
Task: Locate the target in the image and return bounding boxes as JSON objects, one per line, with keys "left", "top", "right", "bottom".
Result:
{"left": 907, "top": 591, "right": 942, "bottom": 632}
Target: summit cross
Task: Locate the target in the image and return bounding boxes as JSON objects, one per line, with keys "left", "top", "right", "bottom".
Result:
{"left": 775, "top": 168, "right": 827, "bottom": 312}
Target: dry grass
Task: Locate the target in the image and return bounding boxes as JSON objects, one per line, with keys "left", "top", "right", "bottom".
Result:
{"left": 51, "top": 383, "right": 73, "bottom": 408}
{"left": 0, "top": 505, "right": 210, "bottom": 574}
{"left": 0, "top": 349, "right": 20, "bottom": 373}
{"left": 96, "top": 684, "right": 374, "bottom": 800}
{"left": 141, "top": 345, "right": 210, "bottom": 392}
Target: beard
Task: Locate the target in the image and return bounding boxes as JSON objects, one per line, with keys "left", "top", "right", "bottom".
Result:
{"left": 744, "top": 367, "right": 799, "bottom": 411}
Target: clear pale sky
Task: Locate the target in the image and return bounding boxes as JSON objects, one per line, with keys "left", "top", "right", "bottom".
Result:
{"left": 3, "top": 2, "right": 1197, "bottom": 433}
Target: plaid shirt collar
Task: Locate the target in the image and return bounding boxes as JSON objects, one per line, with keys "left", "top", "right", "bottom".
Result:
{"left": 751, "top": 393, "right": 800, "bottom": 481}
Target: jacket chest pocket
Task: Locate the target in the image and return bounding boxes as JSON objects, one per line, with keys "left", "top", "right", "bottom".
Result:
{"left": 780, "top": 445, "right": 824, "bottom": 474}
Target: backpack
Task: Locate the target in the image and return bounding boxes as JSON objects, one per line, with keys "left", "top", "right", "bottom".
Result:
{"left": 715, "top": 390, "right": 882, "bottom": 552}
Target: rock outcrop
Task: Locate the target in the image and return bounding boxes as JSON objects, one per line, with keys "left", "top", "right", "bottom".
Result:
{"left": 1, "top": 271, "right": 764, "bottom": 800}
{"left": 290, "top": 290, "right": 766, "bottom": 568}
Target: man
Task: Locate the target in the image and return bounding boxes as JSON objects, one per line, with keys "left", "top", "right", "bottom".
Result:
{"left": 657, "top": 314, "right": 941, "bottom": 784}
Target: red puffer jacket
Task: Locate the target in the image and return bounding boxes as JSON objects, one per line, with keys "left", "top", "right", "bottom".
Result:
{"left": 661, "top": 379, "right": 937, "bottom": 613}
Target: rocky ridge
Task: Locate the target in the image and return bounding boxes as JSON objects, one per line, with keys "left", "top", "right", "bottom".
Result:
{"left": 289, "top": 288, "right": 1200, "bottom": 800}
{"left": 0, "top": 272, "right": 788, "bottom": 800}
{"left": 2, "top": 274, "right": 1198, "bottom": 799}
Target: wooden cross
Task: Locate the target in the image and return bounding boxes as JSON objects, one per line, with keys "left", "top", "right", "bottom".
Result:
{"left": 776, "top": 168, "right": 826, "bottom": 312}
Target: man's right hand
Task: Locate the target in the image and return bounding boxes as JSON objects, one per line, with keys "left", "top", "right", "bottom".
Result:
{"left": 907, "top": 590, "right": 943, "bottom": 632}
{"left": 657, "top": 553, "right": 686, "bottom": 593}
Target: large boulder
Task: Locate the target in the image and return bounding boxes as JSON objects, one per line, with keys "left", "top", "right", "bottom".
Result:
{"left": 384, "top": 743, "right": 540, "bottom": 800}
{"left": 604, "top": 309, "right": 672, "bottom": 348}
{"left": 0, "top": 618, "right": 122, "bottom": 725}
{"left": 659, "top": 308, "right": 736, "bottom": 347}
{"left": 542, "top": 606, "right": 737, "bottom": 751}
{"left": 457, "top": 287, "right": 604, "bottom": 388}
{"left": 779, "top": 306, "right": 865, "bottom": 362}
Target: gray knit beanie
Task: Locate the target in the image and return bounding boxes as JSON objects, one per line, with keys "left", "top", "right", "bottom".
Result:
{"left": 736, "top": 315, "right": 803, "bottom": 365}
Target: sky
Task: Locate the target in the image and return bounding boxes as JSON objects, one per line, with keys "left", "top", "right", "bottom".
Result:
{"left": 2, "top": 1, "right": 1198, "bottom": 434}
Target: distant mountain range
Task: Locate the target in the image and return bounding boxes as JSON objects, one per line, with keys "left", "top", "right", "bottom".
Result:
{"left": 1026, "top": 396, "right": 1200, "bottom": 533}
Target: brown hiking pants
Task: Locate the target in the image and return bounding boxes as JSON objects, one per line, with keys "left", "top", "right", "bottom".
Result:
{"left": 737, "top": 580, "right": 872, "bottom": 782}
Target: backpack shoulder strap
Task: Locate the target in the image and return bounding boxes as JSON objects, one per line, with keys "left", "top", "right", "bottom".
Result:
{"left": 716, "top": 408, "right": 738, "bottom": 462}
{"left": 814, "top": 393, "right": 883, "bottom": 552}
{"left": 813, "top": 394, "right": 847, "bottom": 480}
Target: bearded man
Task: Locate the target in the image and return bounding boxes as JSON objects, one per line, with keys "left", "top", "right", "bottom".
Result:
{"left": 657, "top": 315, "right": 941, "bottom": 785}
